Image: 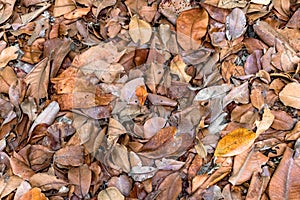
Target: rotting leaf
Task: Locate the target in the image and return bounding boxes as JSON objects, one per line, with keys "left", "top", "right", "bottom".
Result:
{"left": 176, "top": 8, "right": 209, "bottom": 50}
{"left": 226, "top": 8, "right": 247, "bottom": 41}
{"left": 129, "top": 15, "right": 152, "bottom": 45}
{"left": 214, "top": 128, "right": 256, "bottom": 157}
{"left": 143, "top": 117, "right": 166, "bottom": 139}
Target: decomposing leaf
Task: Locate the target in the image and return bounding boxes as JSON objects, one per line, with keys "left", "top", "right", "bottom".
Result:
{"left": 0, "top": 46, "right": 19, "bottom": 69}
{"left": 214, "top": 128, "right": 256, "bottom": 157}
{"left": 279, "top": 82, "right": 300, "bottom": 109}
{"left": 129, "top": 15, "right": 152, "bottom": 45}
{"left": 268, "top": 147, "right": 300, "bottom": 200}
{"left": 271, "top": 110, "right": 295, "bottom": 131}
{"left": 226, "top": 8, "right": 247, "bottom": 40}
{"left": 176, "top": 8, "right": 209, "bottom": 50}
{"left": 97, "top": 187, "right": 124, "bottom": 200}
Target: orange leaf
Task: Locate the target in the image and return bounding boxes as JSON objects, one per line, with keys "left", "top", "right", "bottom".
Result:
{"left": 214, "top": 128, "right": 256, "bottom": 157}
{"left": 19, "top": 188, "right": 47, "bottom": 200}
{"left": 135, "top": 85, "right": 148, "bottom": 106}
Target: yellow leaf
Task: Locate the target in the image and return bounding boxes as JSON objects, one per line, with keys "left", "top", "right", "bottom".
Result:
{"left": 214, "top": 128, "right": 256, "bottom": 157}
{"left": 129, "top": 15, "right": 152, "bottom": 45}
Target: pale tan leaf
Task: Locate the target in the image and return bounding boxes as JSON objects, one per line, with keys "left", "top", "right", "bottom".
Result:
{"left": 68, "top": 164, "right": 92, "bottom": 198}
{"left": 225, "top": 8, "right": 247, "bottom": 40}
{"left": 129, "top": 15, "right": 152, "bottom": 45}
{"left": 0, "top": 175, "right": 23, "bottom": 199}
{"left": 170, "top": 55, "right": 191, "bottom": 82}
{"left": 29, "top": 173, "right": 67, "bottom": 191}
{"left": 0, "top": 0, "right": 16, "bottom": 24}
{"left": 53, "top": 0, "right": 76, "bottom": 17}
{"left": 97, "top": 187, "right": 124, "bottom": 200}
{"left": 0, "top": 46, "right": 19, "bottom": 69}
{"left": 279, "top": 82, "right": 300, "bottom": 109}
{"left": 24, "top": 58, "right": 50, "bottom": 101}
{"left": 255, "top": 107, "right": 275, "bottom": 136}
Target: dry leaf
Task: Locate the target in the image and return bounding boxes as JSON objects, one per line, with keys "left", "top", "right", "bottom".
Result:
{"left": 0, "top": 175, "right": 23, "bottom": 199}
{"left": 29, "top": 173, "right": 67, "bottom": 191}
{"left": 135, "top": 85, "right": 148, "bottom": 106}
{"left": 226, "top": 8, "right": 247, "bottom": 40}
{"left": 268, "top": 147, "right": 300, "bottom": 200}
{"left": 0, "top": 46, "right": 19, "bottom": 68}
{"left": 68, "top": 164, "right": 92, "bottom": 198}
{"left": 0, "top": 0, "right": 16, "bottom": 25}
{"left": 53, "top": 0, "right": 76, "bottom": 17}
{"left": 218, "top": 0, "right": 248, "bottom": 8}
{"left": 24, "top": 58, "right": 50, "bottom": 102}
{"left": 54, "top": 145, "right": 84, "bottom": 167}
{"left": 279, "top": 82, "right": 300, "bottom": 109}
{"left": 129, "top": 15, "right": 152, "bottom": 45}
{"left": 255, "top": 107, "right": 275, "bottom": 136}
{"left": 229, "top": 147, "right": 268, "bottom": 185}
{"left": 0, "top": 66, "right": 17, "bottom": 94}
{"left": 176, "top": 8, "right": 209, "bottom": 50}
{"left": 170, "top": 55, "right": 191, "bottom": 82}
{"left": 19, "top": 188, "right": 47, "bottom": 200}
{"left": 143, "top": 117, "right": 166, "bottom": 139}
{"left": 156, "top": 172, "right": 182, "bottom": 200}
{"left": 129, "top": 166, "right": 158, "bottom": 182}
{"left": 97, "top": 187, "right": 124, "bottom": 200}
{"left": 214, "top": 128, "right": 256, "bottom": 157}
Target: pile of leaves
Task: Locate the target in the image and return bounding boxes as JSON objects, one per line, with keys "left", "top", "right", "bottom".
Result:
{"left": 0, "top": 0, "right": 300, "bottom": 199}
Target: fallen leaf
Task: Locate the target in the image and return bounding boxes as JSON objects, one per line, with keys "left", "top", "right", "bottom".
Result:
{"left": 135, "top": 85, "right": 148, "bottom": 106}
{"left": 29, "top": 173, "right": 67, "bottom": 191}
{"left": 0, "top": 175, "right": 23, "bottom": 199}
{"left": 268, "top": 147, "right": 300, "bottom": 200}
{"left": 53, "top": 0, "right": 76, "bottom": 17}
{"left": 14, "top": 181, "right": 32, "bottom": 200}
{"left": 0, "top": 66, "right": 17, "bottom": 94}
{"left": 176, "top": 8, "right": 209, "bottom": 50}
{"left": 194, "top": 84, "right": 233, "bottom": 101}
{"left": 68, "top": 164, "right": 92, "bottom": 198}
{"left": 156, "top": 172, "right": 182, "bottom": 200}
{"left": 129, "top": 15, "right": 152, "bottom": 45}
{"left": 107, "top": 175, "right": 132, "bottom": 196}
{"left": 54, "top": 145, "right": 84, "bottom": 167}
{"left": 19, "top": 188, "right": 47, "bottom": 200}
{"left": 229, "top": 147, "right": 268, "bottom": 185}
{"left": 98, "top": 187, "right": 124, "bottom": 200}
{"left": 255, "top": 107, "right": 275, "bottom": 136}
{"left": 0, "top": 46, "right": 19, "bottom": 69}
{"left": 218, "top": 0, "right": 248, "bottom": 8}
{"left": 170, "top": 55, "right": 191, "bottom": 82}
{"left": 24, "top": 58, "right": 50, "bottom": 102}
{"left": 143, "top": 117, "right": 166, "bottom": 139}
{"left": 129, "top": 166, "right": 158, "bottom": 182}
{"left": 226, "top": 8, "right": 247, "bottom": 40}
{"left": 0, "top": 0, "right": 17, "bottom": 25}
{"left": 214, "top": 128, "right": 256, "bottom": 157}
{"left": 271, "top": 110, "right": 295, "bottom": 131}
{"left": 279, "top": 82, "right": 300, "bottom": 109}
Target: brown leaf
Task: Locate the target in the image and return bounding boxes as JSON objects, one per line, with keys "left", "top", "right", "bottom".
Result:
{"left": 19, "top": 188, "right": 47, "bottom": 200}
{"left": 0, "top": 175, "right": 23, "bottom": 199}
{"left": 0, "top": 66, "right": 17, "bottom": 94}
{"left": 10, "top": 156, "right": 35, "bottom": 180}
{"left": 54, "top": 145, "right": 84, "bottom": 167}
{"left": 143, "top": 117, "right": 166, "bottom": 139}
{"left": 279, "top": 82, "right": 300, "bottom": 109}
{"left": 225, "top": 8, "right": 246, "bottom": 40}
{"left": 68, "top": 164, "right": 92, "bottom": 198}
{"left": 268, "top": 147, "right": 300, "bottom": 200}
{"left": 176, "top": 8, "right": 208, "bottom": 50}
{"left": 271, "top": 110, "right": 295, "bottom": 131}
{"left": 229, "top": 147, "right": 268, "bottom": 185}
{"left": 29, "top": 173, "right": 67, "bottom": 191}
{"left": 0, "top": 0, "right": 16, "bottom": 25}
{"left": 214, "top": 128, "right": 256, "bottom": 157}
{"left": 107, "top": 175, "right": 132, "bottom": 196}
{"left": 170, "top": 55, "right": 191, "bottom": 82}
{"left": 24, "top": 58, "right": 50, "bottom": 102}
{"left": 286, "top": 121, "right": 300, "bottom": 141}
{"left": 156, "top": 172, "right": 182, "bottom": 200}
{"left": 53, "top": 0, "right": 76, "bottom": 17}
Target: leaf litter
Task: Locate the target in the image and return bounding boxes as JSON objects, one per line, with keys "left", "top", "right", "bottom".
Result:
{"left": 0, "top": 0, "right": 300, "bottom": 199}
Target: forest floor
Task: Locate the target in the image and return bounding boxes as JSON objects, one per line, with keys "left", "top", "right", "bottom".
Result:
{"left": 0, "top": 0, "right": 300, "bottom": 199}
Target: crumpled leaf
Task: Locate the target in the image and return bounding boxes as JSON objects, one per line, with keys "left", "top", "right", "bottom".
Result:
{"left": 268, "top": 147, "right": 300, "bottom": 200}
{"left": 170, "top": 55, "right": 191, "bottom": 82}
{"left": 129, "top": 15, "right": 152, "bottom": 45}
{"left": 176, "top": 8, "right": 209, "bottom": 50}
{"left": 214, "top": 128, "right": 256, "bottom": 157}
{"left": 0, "top": 46, "right": 19, "bottom": 69}
{"left": 97, "top": 187, "right": 124, "bottom": 200}
{"left": 135, "top": 85, "right": 148, "bottom": 106}
{"left": 279, "top": 82, "right": 300, "bottom": 109}
{"left": 225, "top": 8, "right": 247, "bottom": 40}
